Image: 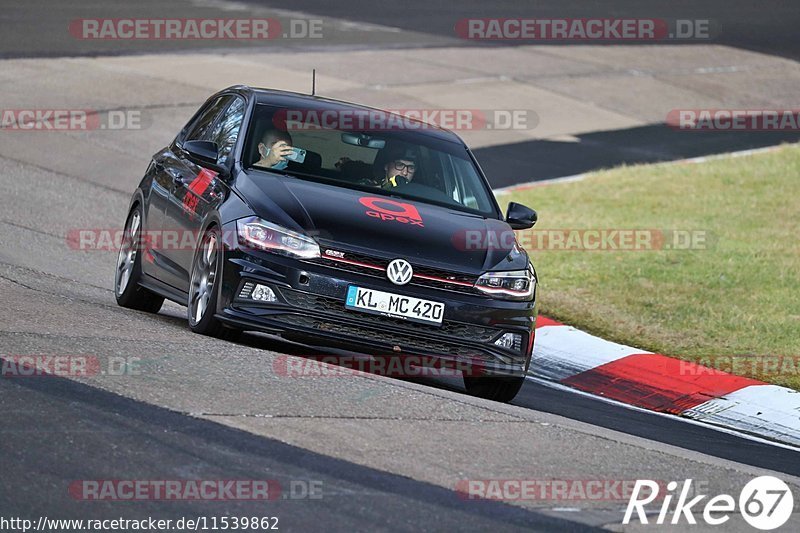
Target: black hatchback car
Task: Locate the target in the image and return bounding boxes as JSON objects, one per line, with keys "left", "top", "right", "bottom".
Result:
{"left": 115, "top": 86, "right": 539, "bottom": 402}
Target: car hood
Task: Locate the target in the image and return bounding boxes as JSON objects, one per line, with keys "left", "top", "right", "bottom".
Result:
{"left": 235, "top": 171, "right": 526, "bottom": 274}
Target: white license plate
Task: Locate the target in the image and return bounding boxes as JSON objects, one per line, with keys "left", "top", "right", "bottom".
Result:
{"left": 345, "top": 286, "right": 444, "bottom": 326}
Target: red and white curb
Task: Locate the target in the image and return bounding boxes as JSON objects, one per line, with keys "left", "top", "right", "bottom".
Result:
{"left": 530, "top": 316, "right": 800, "bottom": 448}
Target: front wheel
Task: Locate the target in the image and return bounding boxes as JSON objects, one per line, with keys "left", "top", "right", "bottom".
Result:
{"left": 114, "top": 205, "right": 164, "bottom": 313}
{"left": 188, "top": 227, "right": 240, "bottom": 340}
{"left": 463, "top": 375, "right": 525, "bottom": 403}
{"left": 189, "top": 227, "right": 224, "bottom": 335}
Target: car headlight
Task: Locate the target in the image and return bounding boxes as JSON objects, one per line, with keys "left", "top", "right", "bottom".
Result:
{"left": 474, "top": 267, "right": 535, "bottom": 301}
{"left": 237, "top": 217, "right": 320, "bottom": 259}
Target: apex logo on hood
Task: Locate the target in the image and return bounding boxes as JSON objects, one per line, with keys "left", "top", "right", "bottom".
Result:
{"left": 359, "top": 196, "right": 424, "bottom": 228}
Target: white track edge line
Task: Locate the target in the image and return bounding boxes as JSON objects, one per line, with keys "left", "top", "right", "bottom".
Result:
{"left": 525, "top": 375, "right": 800, "bottom": 453}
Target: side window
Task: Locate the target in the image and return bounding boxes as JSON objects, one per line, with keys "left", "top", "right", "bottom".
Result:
{"left": 451, "top": 157, "right": 484, "bottom": 210}
{"left": 210, "top": 97, "right": 246, "bottom": 164}
{"left": 183, "top": 96, "right": 232, "bottom": 143}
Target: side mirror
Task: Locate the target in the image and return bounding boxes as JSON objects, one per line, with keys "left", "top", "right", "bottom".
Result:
{"left": 506, "top": 202, "right": 537, "bottom": 230}
{"left": 184, "top": 140, "right": 218, "bottom": 165}
{"left": 183, "top": 140, "right": 230, "bottom": 178}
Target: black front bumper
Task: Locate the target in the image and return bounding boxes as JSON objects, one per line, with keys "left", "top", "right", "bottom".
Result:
{"left": 216, "top": 242, "right": 537, "bottom": 378}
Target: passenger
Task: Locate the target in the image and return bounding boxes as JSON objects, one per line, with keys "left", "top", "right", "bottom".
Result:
{"left": 256, "top": 129, "right": 294, "bottom": 170}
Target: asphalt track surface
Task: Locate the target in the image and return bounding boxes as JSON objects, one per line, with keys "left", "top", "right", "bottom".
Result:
{"left": 4, "top": 0, "right": 799, "bottom": 60}
{"left": 0, "top": 376, "right": 593, "bottom": 532}
{"left": 2, "top": 1, "right": 800, "bottom": 531}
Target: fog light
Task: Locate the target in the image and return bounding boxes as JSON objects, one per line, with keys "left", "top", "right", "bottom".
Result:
{"left": 494, "top": 332, "right": 522, "bottom": 351}
{"left": 252, "top": 284, "right": 277, "bottom": 302}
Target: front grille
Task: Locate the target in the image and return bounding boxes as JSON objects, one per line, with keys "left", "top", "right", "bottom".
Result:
{"left": 315, "top": 248, "right": 479, "bottom": 294}
{"left": 279, "top": 288, "right": 500, "bottom": 343}
{"left": 277, "top": 314, "right": 498, "bottom": 362}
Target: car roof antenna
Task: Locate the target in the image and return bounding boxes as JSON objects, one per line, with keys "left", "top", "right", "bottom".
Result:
{"left": 311, "top": 69, "right": 316, "bottom": 96}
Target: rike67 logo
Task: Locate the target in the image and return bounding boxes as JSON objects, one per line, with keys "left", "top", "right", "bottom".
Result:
{"left": 624, "top": 476, "right": 794, "bottom": 530}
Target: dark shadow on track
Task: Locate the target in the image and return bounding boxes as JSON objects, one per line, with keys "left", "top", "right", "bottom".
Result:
{"left": 0, "top": 370, "right": 595, "bottom": 532}
{"left": 473, "top": 125, "right": 800, "bottom": 188}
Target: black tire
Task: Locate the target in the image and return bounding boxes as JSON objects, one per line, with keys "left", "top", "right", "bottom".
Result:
{"left": 188, "top": 226, "right": 239, "bottom": 340}
{"left": 463, "top": 375, "right": 525, "bottom": 403}
{"left": 114, "top": 204, "right": 164, "bottom": 313}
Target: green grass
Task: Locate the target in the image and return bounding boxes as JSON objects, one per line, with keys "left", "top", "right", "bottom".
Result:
{"left": 502, "top": 144, "right": 800, "bottom": 389}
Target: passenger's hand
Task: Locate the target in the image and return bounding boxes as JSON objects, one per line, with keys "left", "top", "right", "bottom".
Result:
{"left": 264, "top": 140, "right": 294, "bottom": 167}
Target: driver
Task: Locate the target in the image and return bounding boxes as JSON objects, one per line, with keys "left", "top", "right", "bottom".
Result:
{"left": 381, "top": 152, "right": 417, "bottom": 188}
{"left": 335, "top": 148, "right": 419, "bottom": 188}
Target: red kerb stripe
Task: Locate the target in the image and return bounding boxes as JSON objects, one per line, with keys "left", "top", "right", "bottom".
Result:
{"left": 535, "top": 316, "right": 563, "bottom": 328}
{"left": 562, "top": 353, "right": 764, "bottom": 413}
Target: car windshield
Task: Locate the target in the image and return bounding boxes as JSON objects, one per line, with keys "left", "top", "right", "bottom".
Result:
{"left": 243, "top": 103, "right": 500, "bottom": 218}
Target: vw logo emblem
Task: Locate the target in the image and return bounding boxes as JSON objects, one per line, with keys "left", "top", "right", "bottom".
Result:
{"left": 387, "top": 259, "right": 413, "bottom": 285}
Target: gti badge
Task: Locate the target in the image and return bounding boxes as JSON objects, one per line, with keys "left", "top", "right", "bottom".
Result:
{"left": 386, "top": 259, "right": 413, "bottom": 286}
{"left": 324, "top": 249, "right": 345, "bottom": 258}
